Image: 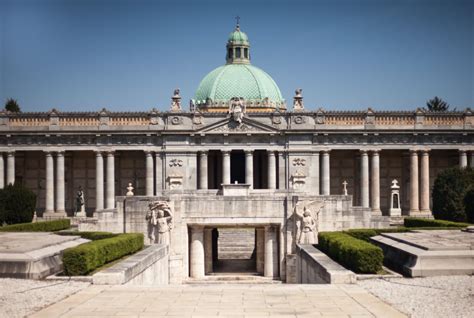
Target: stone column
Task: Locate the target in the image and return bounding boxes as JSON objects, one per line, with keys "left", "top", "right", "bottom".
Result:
{"left": 245, "top": 150, "right": 253, "bottom": 188}
{"left": 267, "top": 150, "right": 276, "bottom": 189}
{"left": 199, "top": 151, "right": 208, "bottom": 189}
{"left": 278, "top": 152, "right": 286, "bottom": 190}
{"left": 321, "top": 150, "right": 330, "bottom": 195}
{"left": 313, "top": 152, "right": 320, "bottom": 195}
{"left": 0, "top": 153, "right": 4, "bottom": 189}
{"left": 55, "top": 151, "right": 66, "bottom": 215}
{"left": 145, "top": 151, "right": 154, "bottom": 196}
{"left": 190, "top": 225, "right": 205, "bottom": 279}
{"left": 95, "top": 151, "right": 104, "bottom": 212}
{"left": 409, "top": 150, "right": 419, "bottom": 214}
{"left": 45, "top": 151, "right": 55, "bottom": 214}
{"left": 256, "top": 228, "right": 265, "bottom": 274}
{"left": 6, "top": 151, "right": 15, "bottom": 185}
{"left": 459, "top": 150, "right": 468, "bottom": 168}
{"left": 360, "top": 150, "right": 369, "bottom": 208}
{"left": 106, "top": 151, "right": 115, "bottom": 209}
{"left": 264, "top": 225, "right": 278, "bottom": 278}
{"left": 204, "top": 228, "right": 213, "bottom": 274}
{"left": 222, "top": 150, "right": 231, "bottom": 184}
{"left": 420, "top": 150, "right": 431, "bottom": 214}
{"left": 370, "top": 150, "right": 381, "bottom": 214}
{"left": 155, "top": 152, "right": 163, "bottom": 194}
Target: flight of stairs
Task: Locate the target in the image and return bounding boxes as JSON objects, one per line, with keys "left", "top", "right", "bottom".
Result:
{"left": 217, "top": 228, "right": 255, "bottom": 260}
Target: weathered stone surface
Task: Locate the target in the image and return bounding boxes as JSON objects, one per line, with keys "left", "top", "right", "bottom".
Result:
{"left": 0, "top": 233, "right": 88, "bottom": 279}
{"left": 371, "top": 230, "right": 474, "bottom": 277}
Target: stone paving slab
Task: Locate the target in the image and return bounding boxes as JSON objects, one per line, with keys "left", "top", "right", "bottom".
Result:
{"left": 30, "top": 284, "right": 406, "bottom": 318}
{"left": 381, "top": 230, "right": 473, "bottom": 251}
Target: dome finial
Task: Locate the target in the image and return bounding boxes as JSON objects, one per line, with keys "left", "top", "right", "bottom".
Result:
{"left": 235, "top": 15, "right": 240, "bottom": 30}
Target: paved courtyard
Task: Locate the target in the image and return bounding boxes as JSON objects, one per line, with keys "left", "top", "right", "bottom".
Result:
{"left": 30, "top": 284, "right": 405, "bottom": 318}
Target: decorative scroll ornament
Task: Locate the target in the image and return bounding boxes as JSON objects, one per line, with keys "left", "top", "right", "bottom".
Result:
{"left": 292, "top": 158, "right": 306, "bottom": 166}
{"left": 169, "top": 159, "right": 183, "bottom": 167}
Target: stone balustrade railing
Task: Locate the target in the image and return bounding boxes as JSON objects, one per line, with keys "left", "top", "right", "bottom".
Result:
{"left": 0, "top": 108, "right": 472, "bottom": 131}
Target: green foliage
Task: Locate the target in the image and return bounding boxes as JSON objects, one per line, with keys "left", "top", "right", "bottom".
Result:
{"left": 58, "top": 231, "right": 118, "bottom": 241}
{"left": 404, "top": 217, "right": 470, "bottom": 228}
{"left": 318, "top": 232, "right": 383, "bottom": 274}
{"left": 0, "top": 219, "right": 70, "bottom": 232}
{"left": 62, "top": 233, "right": 144, "bottom": 276}
{"left": 464, "top": 189, "right": 474, "bottom": 224}
{"left": 426, "top": 96, "right": 452, "bottom": 112}
{"left": 0, "top": 183, "right": 37, "bottom": 225}
{"left": 432, "top": 167, "right": 474, "bottom": 222}
{"left": 4, "top": 98, "right": 20, "bottom": 112}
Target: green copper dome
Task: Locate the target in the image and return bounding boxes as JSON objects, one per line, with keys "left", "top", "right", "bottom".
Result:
{"left": 194, "top": 24, "right": 286, "bottom": 111}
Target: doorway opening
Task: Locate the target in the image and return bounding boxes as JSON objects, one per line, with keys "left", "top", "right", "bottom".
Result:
{"left": 230, "top": 150, "right": 245, "bottom": 184}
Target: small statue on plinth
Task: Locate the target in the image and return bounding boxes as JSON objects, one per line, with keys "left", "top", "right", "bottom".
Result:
{"left": 170, "top": 88, "right": 181, "bottom": 112}
{"left": 146, "top": 201, "right": 173, "bottom": 245}
{"left": 75, "top": 186, "right": 86, "bottom": 217}
{"left": 389, "top": 179, "right": 401, "bottom": 216}
{"left": 126, "top": 183, "right": 134, "bottom": 196}
{"left": 293, "top": 88, "right": 304, "bottom": 111}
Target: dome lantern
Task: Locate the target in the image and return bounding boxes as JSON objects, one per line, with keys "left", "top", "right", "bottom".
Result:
{"left": 226, "top": 19, "right": 250, "bottom": 65}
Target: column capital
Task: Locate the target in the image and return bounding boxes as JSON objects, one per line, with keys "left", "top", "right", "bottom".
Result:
{"left": 106, "top": 150, "right": 115, "bottom": 156}
{"left": 222, "top": 150, "right": 231, "bottom": 156}
{"left": 359, "top": 149, "right": 369, "bottom": 154}
{"left": 56, "top": 150, "right": 65, "bottom": 156}
{"left": 370, "top": 149, "right": 382, "bottom": 154}
{"left": 95, "top": 150, "right": 103, "bottom": 156}
{"left": 44, "top": 151, "right": 53, "bottom": 156}
{"left": 321, "top": 149, "right": 331, "bottom": 154}
{"left": 244, "top": 149, "right": 254, "bottom": 155}
{"left": 199, "top": 150, "right": 208, "bottom": 156}
{"left": 409, "top": 149, "right": 419, "bottom": 155}
{"left": 190, "top": 224, "right": 205, "bottom": 230}
{"left": 6, "top": 151, "right": 15, "bottom": 155}
{"left": 459, "top": 149, "right": 467, "bottom": 154}
{"left": 420, "top": 149, "right": 430, "bottom": 155}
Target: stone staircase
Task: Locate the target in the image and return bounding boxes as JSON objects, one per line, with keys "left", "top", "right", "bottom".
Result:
{"left": 218, "top": 228, "right": 256, "bottom": 260}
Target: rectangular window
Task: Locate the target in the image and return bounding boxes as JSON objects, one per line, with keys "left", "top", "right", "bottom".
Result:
{"left": 236, "top": 47, "right": 241, "bottom": 58}
{"left": 228, "top": 48, "right": 232, "bottom": 59}
{"left": 244, "top": 48, "right": 248, "bottom": 58}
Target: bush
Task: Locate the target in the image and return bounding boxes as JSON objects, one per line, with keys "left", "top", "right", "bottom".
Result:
{"left": 58, "top": 231, "right": 118, "bottom": 241}
{"left": 62, "top": 233, "right": 144, "bottom": 276}
{"left": 0, "top": 219, "right": 70, "bottom": 232}
{"left": 318, "top": 231, "right": 383, "bottom": 273}
{"left": 404, "top": 217, "right": 470, "bottom": 228}
{"left": 0, "top": 183, "right": 37, "bottom": 225}
{"left": 432, "top": 167, "right": 474, "bottom": 222}
{"left": 464, "top": 189, "right": 474, "bottom": 224}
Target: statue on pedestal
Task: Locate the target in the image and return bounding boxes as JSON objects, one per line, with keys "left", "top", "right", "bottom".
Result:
{"left": 75, "top": 186, "right": 86, "bottom": 217}
{"left": 146, "top": 201, "right": 173, "bottom": 245}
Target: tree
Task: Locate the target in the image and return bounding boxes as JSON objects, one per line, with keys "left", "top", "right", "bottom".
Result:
{"left": 426, "top": 96, "right": 452, "bottom": 112}
{"left": 4, "top": 98, "right": 20, "bottom": 112}
{"left": 0, "top": 183, "right": 37, "bottom": 225}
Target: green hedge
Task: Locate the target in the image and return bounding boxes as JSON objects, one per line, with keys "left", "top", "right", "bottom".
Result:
{"left": 62, "top": 233, "right": 144, "bottom": 276}
{"left": 0, "top": 183, "right": 37, "bottom": 225}
{"left": 404, "top": 217, "right": 470, "bottom": 228}
{"left": 0, "top": 219, "right": 70, "bottom": 232}
{"left": 58, "top": 231, "right": 118, "bottom": 241}
{"left": 318, "top": 231, "right": 383, "bottom": 274}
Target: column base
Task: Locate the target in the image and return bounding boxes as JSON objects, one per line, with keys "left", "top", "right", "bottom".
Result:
{"left": 408, "top": 209, "right": 420, "bottom": 215}
{"left": 42, "top": 211, "right": 67, "bottom": 219}
{"left": 371, "top": 209, "right": 382, "bottom": 215}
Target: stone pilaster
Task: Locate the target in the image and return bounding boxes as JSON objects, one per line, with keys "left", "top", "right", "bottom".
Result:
{"left": 0, "top": 153, "right": 4, "bottom": 189}
{"left": 321, "top": 150, "right": 330, "bottom": 195}
{"left": 256, "top": 227, "right": 265, "bottom": 274}
{"left": 95, "top": 151, "right": 104, "bottom": 212}
{"left": 204, "top": 228, "right": 213, "bottom": 274}
{"left": 190, "top": 225, "right": 205, "bottom": 279}
{"left": 264, "top": 225, "right": 278, "bottom": 278}
{"left": 459, "top": 150, "right": 468, "bottom": 168}
{"left": 245, "top": 150, "right": 253, "bottom": 188}
{"left": 155, "top": 152, "right": 163, "bottom": 194}
{"left": 278, "top": 152, "right": 286, "bottom": 190}
{"left": 267, "top": 150, "right": 276, "bottom": 189}
{"left": 370, "top": 150, "right": 381, "bottom": 214}
{"left": 6, "top": 151, "right": 15, "bottom": 186}
{"left": 313, "top": 151, "right": 320, "bottom": 195}
{"left": 145, "top": 151, "right": 154, "bottom": 196}
{"left": 106, "top": 151, "right": 115, "bottom": 209}
{"left": 199, "top": 151, "right": 208, "bottom": 189}
{"left": 409, "top": 150, "right": 419, "bottom": 214}
{"left": 360, "top": 150, "right": 369, "bottom": 208}
{"left": 45, "top": 151, "right": 55, "bottom": 214}
{"left": 55, "top": 151, "right": 66, "bottom": 215}
{"left": 420, "top": 150, "right": 431, "bottom": 214}
{"left": 222, "top": 150, "right": 231, "bottom": 185}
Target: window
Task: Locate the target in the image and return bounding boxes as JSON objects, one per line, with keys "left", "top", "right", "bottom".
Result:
{"left": 236, "top": 47, "right": 241, "bottom": 58}
{"left": 228, "top": 48, "right": 232, "bottom": 59}
{"left": 244, "top": 48, "right": 248, "bottom": 58}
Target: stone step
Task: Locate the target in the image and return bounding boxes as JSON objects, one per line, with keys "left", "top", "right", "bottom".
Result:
{"left": 186, "top": 275, "right": 282, "bottom": 284}
{"left": 218, "top": 228, "right": 256, "bottom": 260}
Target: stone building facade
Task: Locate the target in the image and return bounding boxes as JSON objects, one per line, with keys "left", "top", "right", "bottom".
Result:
{"left": 0, "top": 24, "right": 472, "bottom": 283}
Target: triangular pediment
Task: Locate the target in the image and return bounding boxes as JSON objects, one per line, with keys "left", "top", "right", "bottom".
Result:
{"left": 197, "top": 117, "right": 279, "bottom": 134}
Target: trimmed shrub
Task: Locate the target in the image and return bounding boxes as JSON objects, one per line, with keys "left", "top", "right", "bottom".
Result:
{"left": 58, "top": 231, "right": 118, "bottom": 241}
{"left": 62, "top": 233, "right": 144, "bottom": 276}
{"left": 318, "top": 231, "right": 383, "bottom": 274}
{"left": 464, "top": 189, "right": 474, "bottom": 224}
{"left": 404, "top": 217, "right": 470, "bottom": 228}
{"left": 0, "top": 219, "right": 70, "bottom": 232}
{"left": 0, "top": 183, "right": 37, "bottom": 225}
{"left": 432, "top": 167, "right": 474, "bottom": 222}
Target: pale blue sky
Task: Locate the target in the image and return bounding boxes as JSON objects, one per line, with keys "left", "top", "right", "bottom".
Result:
{"left": 0, "top": 0, "right": 472, "bottom": 112}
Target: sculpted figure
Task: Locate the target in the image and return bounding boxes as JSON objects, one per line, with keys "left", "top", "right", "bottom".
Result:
{"left": 146, "top": 201, "right": 173, "bottom": 245}
{"left": 75, "top": 186, "right": 85, "bottom": 216}
{"left": 293, "top": 200, "right": 324, "bottom": 244}
{"left": 229, "top": 97, "right": 245, "bottom": 125}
